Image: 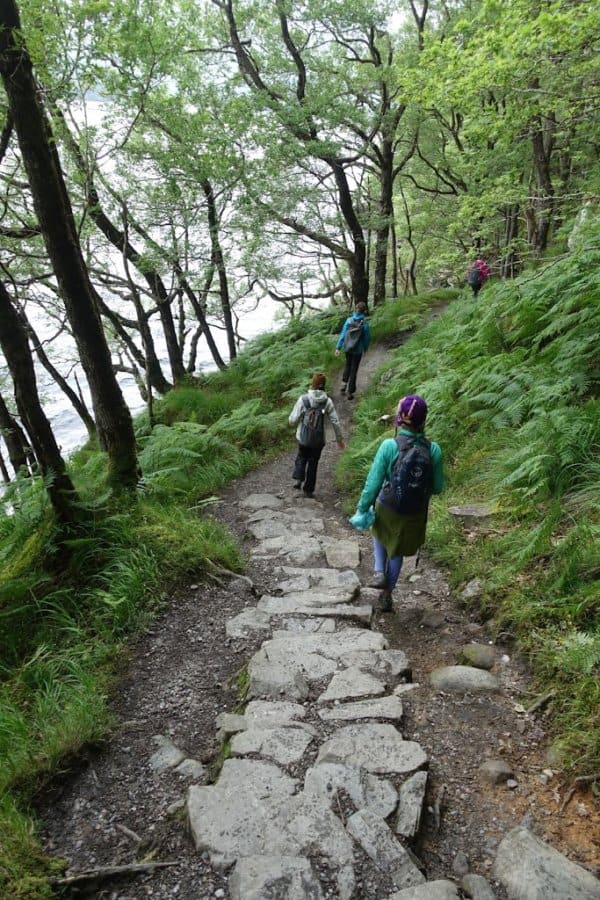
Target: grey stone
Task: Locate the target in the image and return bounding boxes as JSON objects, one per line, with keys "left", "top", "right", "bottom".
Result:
{"left": 174, "top": 758, "right": 206, "bottom": 779}
{"left": 226, "top": 608, "right": 272, "bottom": 639}
{"left": 448, "top": 504, "right": 494, "bottom": 527}
{"left": 253, "top": 534, "right": 323, "bottom": 564}
{"left": 244, "top": 700, "right": 306, "bottom": 727}
{"left": 230, "top": 726, "right": 313, "bottom": 765}
{"left": 318, "top": 667, "right": 387, "bottom": 704}
{"left": 346, "top": 808, "right": 424, "bottom": 890}
{"left": 420, "top": 609, "right": 446, "bottom": 629}
{"left": 462, "top": 872, "right": 497, "bottom": 899}
{"left": 279, "top": 604, "right": 372, "bottom": 624}
{"left": 258, "top": 588, "right": 358, "bottom": 610}
{"left": 262, "top": 629, "right": 387, "bottom": 660}
{"left": 394, "top": 771, "right": 428, "bottom": 839}
{"left": 317, "top": 723, "right": 428, "bottom": 775}
{"left": 229, "top": 855, "right": 324, "bottom": 900}
{"left": 479, "top": 759, "right": 514, "bottom": 785}
{"left": 275, "top": 566, "right": 360, "bottom": 594}
{"left": 247, "top": 649, "right": 311, "bottom": 700}
{"left": 339, "top": 648, "right": 411, "bottom": 680}
{"left": 304, "top": 762, "right": 397, "bottom": 818}
{"left": 241, "top": 493, "right": 285, "bottom": 509}
{"left": 323, "top": 538, "right": 360, "bottom": 569}
{"left": 149, "top": 735, "right": 185, "bottom": 773}
{"left": 318, "top": 695, "right": 403, "bottom": 723}
{"left": 459, "top": 643, "right": 496, "bottom": 670}
{"left": 461, "top": 578, "right": 484, "bottom": 600}
{"left": 388, "top": 881, "right": 460, "bottom": 899}
{"left": 430, "top": 665, "right": 500, "bottom": 693}
{"left": 452, "top": 850, "right": 469, "bottom": 876}
{"left": 494, "top": 825, "right": 600, "bottom": 899}
{"left": 187, "top": 758, "right": 298, "bottom": 863}
{"left": 277, "top": 617, "right": 336, "bottom": 633}
{"left": 216, "top": 712, "right": 247, "bottom": 741}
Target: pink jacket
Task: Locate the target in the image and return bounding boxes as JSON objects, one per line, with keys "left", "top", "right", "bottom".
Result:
{"left": 472, "top": 259, "right": 490, "bottom": 280}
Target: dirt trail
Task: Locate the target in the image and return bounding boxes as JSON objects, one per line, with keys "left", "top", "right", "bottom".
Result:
{"left": 38, "top": 341, "right": 599, "bottom": 898}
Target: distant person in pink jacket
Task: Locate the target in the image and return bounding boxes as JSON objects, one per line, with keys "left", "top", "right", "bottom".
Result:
{"left": 467, "top": 258, "right": 490, "bottom": 296}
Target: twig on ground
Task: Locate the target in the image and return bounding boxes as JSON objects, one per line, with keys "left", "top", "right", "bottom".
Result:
{"left": 115, "top": 822, "right": 142, "bottom": 843}
{"left": 526, "top": 691, "right": 556, "bottom": 715}
{"left": 433, "top": 783, "right": 446, "bottom": 832}
{"left": 560, "top": 773, "right": 600, "bottom": 813}
{"left": 51, "top": 861, "right": 177, "bottom": 888}
{"left": 205, "top": 558, "right": 254, "bottom": 589}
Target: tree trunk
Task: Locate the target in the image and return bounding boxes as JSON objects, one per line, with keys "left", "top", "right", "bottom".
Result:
{"left": 0, "top": 1, "right": 138, "bottom": 488}
{"left": 0, "top": 281, "right": 77, "bottom": 523}
{"left": 326, "top": 158, "right": 368, "bottom": 305}
{"left": 0, "top": 391, "right": 34, "bottom": 475}
{"left": 202, "top": 179, "right": 236, "bottom": 360}
{"left": 373, "top": 137, "right": 394, "bottom": 305}
{"left": 0, "top": 446, "right": 9, "bottom": 483}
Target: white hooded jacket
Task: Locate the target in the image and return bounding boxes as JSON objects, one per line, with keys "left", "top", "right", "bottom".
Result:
{"left": 289, "top": 389, "right": 344, "bottom": 445}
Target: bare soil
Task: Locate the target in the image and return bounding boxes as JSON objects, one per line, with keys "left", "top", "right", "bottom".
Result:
{"left": 37, "top": 340, "right": 600, "bottom": 899}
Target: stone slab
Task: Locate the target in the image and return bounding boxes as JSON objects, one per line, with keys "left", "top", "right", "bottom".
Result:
{"left": 241, "top": 493, "right": 285, "bottom": 509}
{"left": 226, "top": 608, "right": 272, "bottom": 639}
{"left": 323, "top": 539, "right": 360, "bottom": 569}
{"left": 247, "top": 650, "right": 311, "bottom": 700}
{"left": 304, "top": 762, "right": 397, "bottom": 819}
{"left": 258, "top": 589, "right": 358, "bottom": 611}
{"left": 347, "top": 808, "right": 425, "bottom": 890}
{"left": 229, "top": 855, "right": 324, "bottom": 900}
{"left": 394, "top": 771, "right": 428, "bottom": 840}
{"left": 317, "top": 723, "right": 428, "bottom": 775}
{"left": 253, "top": 535, "right": 323, "bottom": 564}
{"left": 231, "top": 726, "right": 313, "bottom": 765}
{"left": 244, "top": 700, "right": 307, "bottom": 727}
{"left": 187, "top": 758, "right": 297, "bottom": 863}
{"left": 277, "top": 617, "right": 336, "bottom": 634}
{"left": 430, "top": 665, "right": 500, "bottom": 694}
{"left": 493, "top": 825, "right": 600, "bottom": 899}
{"left": 318, "top": 695, "right": 403, "bottom": 724}
{"left": 388, "top": 881, "right": 460, "bottom": 899}
{"left": 317, "top": 667, "right": 387, "bottom": 704}
{"left": 339, "top": 649, "right": 411, "bottom": 680}
{"left": 274, "top": 566, "right": 360, "bottom": 594}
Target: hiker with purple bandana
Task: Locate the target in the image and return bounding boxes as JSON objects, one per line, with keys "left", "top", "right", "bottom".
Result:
{"left": 351, "top": 395, "right": 445, "bottom": 611}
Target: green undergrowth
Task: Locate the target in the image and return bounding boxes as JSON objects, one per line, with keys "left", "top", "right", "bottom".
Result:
{"left": 0, "top": 295, "right": 443, "bottom": 895}
{"left": 339, "top": 236, "right": 600, "bottom": 774}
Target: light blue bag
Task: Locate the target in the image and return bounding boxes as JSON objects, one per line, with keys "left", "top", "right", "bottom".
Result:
{"left": 348, "top": 507, "right": 375, "bottom": 531}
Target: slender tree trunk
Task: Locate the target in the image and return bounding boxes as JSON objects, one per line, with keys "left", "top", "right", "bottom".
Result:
{"left": 325, "top": 158, "right": 368, "bottom": 304}
{"left": 16, "top": 308, "right": 97, "bottom": 440}
{"left": 0, "top": 282, "right": 77, "bottom": 523}
{"left": 0, "top": 391, "right": 34, "bottom": 475}
{"left": 202, "top": 178, "right": 236, "bottom": 360}
{"left": 0, "top": 446, "right": 9, "bottom": 482}
{"left": 391, "top": 220, "right": 398, "bottom": 299}
{"left": 0, "top": 1, "right": 138, "bottom": 487}
{"left": 373, "top": 137, "right": 394, "bottom": 305}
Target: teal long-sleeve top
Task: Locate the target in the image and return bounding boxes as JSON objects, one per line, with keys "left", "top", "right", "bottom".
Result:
{"left": 357, "top": 429, "right": 444, "bottom": 513}
{"left": 336, "top": 313, "right": 371, "bottom": 354}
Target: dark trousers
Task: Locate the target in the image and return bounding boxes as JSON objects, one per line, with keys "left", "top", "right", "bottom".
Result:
{"left": 293, "top": 443, "right": 323, "bottom": 493}
{"left": 470, "top": 283, "right": 482, "bottom": 297}
{"left": 342, "top": 352, "right": 363, "bottom": 395}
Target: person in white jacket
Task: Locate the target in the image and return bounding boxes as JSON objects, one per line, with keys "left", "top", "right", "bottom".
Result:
{"left": 288, "top": 373, "right": 346, "bottom": 498}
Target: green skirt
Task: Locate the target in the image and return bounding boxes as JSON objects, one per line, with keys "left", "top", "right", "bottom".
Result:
{"left": 372, "top": 501, "right": 428, "bottom": 558}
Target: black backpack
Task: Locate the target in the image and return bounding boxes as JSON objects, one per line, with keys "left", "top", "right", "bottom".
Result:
{"left": 343, "top": 318, "right": 364, "bottom": 352}
{"left": 467, "top": 266, "right": 483, "bottom": 286}
{"left": 377, "top": 434, "right": 433, "bottom": 515}
{"left": 298, "top": 395, "right": 327, "bottom": 448}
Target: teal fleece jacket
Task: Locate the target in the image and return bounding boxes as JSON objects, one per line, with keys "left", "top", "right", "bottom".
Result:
{"left": 357, "top": 429, "right": 444, "bottom": 513}
{"left": 336, "top": 313, "right": 371, "bottom": 354}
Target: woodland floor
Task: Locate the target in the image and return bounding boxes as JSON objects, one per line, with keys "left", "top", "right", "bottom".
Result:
{"left": 37, "top": 339, "right": 600, "bottom": 899}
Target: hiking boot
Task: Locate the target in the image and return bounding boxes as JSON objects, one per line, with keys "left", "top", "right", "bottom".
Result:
{"left": 378, "top": 590, "right": 393, "bottom": 612}
{"left": 370, "top": 571, "right": 387, "bottom": 589}
{"left": 293, "top": 480, "right": 302, "bottom": 489}
{"left": 340, "top": 383, "right": 347, "bottom": 394}
{"left": 303, "top": 490, "right": 315, "bottom": 499}
{"left": 348, "top": 393, "right": 355, "bottom": 400}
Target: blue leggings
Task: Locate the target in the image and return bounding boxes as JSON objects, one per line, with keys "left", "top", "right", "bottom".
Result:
{"left": 373, "top": 537, "right": 403, "bottom": 591}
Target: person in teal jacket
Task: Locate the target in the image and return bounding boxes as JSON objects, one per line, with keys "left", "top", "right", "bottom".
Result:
{"left": 335, "top": 301, "right": 371, "bottom": 400}
{"left": 353, "top": 395, "right": 444, "bottom": 611}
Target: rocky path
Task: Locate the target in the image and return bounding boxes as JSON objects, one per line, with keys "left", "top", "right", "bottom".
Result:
{"left": 39, "top": 347, "right": 600, "bottom": 900}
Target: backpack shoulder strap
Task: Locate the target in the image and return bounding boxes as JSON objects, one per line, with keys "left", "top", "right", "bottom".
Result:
{"left": 301, "top": 395, "right": 310, "bottom": 410}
